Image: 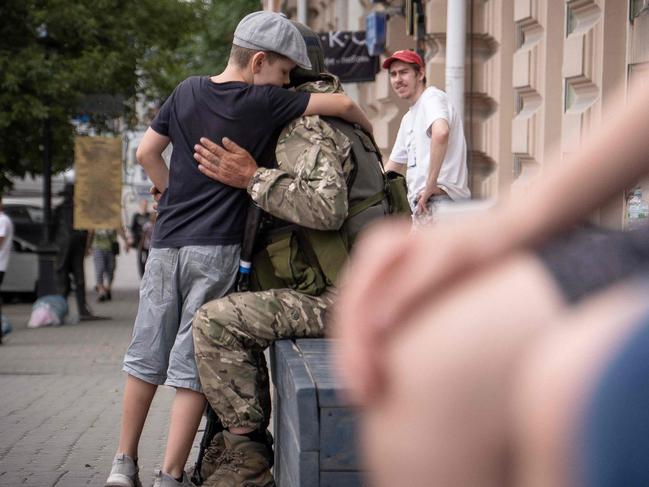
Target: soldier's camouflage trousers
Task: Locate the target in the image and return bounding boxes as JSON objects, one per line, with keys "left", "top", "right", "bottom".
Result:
{"left": 193, "top": 288, "right": 334, "bottom": 430}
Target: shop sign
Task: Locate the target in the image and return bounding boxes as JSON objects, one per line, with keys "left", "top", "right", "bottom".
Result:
{"left": 319, "top": 31, "right": 379, "bottom": 83}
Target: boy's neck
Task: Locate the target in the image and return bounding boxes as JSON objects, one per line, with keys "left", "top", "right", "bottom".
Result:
{"left": 211, "top": 63, "right": 252, "bottom": 84}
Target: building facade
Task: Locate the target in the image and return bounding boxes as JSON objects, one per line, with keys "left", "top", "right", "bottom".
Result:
{"left": 265, "top": 0, "right": 649, "bottom": 228}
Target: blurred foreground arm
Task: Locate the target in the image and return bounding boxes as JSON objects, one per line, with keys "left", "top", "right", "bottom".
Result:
{"left": 334, "top": 79, "right": 649, "bottom": 404}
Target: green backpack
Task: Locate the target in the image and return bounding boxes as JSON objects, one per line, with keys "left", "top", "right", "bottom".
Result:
{"left": 250, "top": 118, "right": 410, "bottom": 296}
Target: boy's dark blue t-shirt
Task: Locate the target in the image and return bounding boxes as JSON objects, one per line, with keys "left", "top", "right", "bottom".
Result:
{"left": 150, "top": 76, "right": 310, "bottom": 248}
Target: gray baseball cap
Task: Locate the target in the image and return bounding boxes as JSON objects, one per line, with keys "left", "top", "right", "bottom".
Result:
{"left": 233, "top": 11, "right": 312, "bottom": 70}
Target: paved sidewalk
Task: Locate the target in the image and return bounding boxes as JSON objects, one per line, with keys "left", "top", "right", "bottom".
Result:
{"left": 0, "top": 253, "right": 204, "bottom": 487}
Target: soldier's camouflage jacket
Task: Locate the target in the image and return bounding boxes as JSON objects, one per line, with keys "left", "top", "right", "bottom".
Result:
{"left": 247, "top": 74, "right": 353, "bottom": 230}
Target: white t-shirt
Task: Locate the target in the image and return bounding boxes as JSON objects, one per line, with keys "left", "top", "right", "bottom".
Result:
{"left": 0, "top": 212, "right": 14, "bottom": 272}
{"left": 389, "top": 86, "right": 470, "bottom": 209}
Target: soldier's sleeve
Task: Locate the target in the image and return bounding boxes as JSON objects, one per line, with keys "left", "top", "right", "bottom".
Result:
{"left": 247, "top": 116, "right": 353, "bottom": 231}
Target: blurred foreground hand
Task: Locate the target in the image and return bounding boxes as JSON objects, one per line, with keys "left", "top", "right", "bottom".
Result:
{"left": 332, "top": 209, "right": 516, "bottom": 404}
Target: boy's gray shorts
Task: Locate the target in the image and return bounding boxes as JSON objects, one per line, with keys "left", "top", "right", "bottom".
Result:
{"left": 123, "top": 245, "right": 239, "bottom": 392}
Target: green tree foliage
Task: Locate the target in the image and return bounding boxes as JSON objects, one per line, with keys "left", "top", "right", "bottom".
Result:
{"left": 139, "top": 0, "right": 261, "bottom": 101}
{"left": 0, "top": 0, "right": 260, "bottom": 190}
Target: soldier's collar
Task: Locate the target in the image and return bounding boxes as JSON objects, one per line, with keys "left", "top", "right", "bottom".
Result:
{"left": 295, "top": 73, "right": 343, "bottom": 94}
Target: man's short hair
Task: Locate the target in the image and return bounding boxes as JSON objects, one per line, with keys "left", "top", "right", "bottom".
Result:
{"left": 229, "top": 45, "right": 288, "bottom": 69}
{"left": 411, "top": 63, "right": 427, "bottom": 85}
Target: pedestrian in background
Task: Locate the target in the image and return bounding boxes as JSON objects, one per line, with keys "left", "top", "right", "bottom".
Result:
{"left": 129, "top": 199, "right": 151, "bottom": 277}
{"left": 89, "top": 228, "right": 124, "bottom": 302}
{"left": 383, "top": 50, "right": 470, "bottom": 225}
{"left": 138, "top": 211, "right": 155, "bottom": 273}
{"left": 53, "top": 184, "right": 96, "bottom": 320}
{"left": 0, "top": 196, "right": 14, "bottom": 344}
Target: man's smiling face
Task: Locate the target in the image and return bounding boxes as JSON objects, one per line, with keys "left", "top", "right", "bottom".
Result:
{"left": 389, "top": 60, "right": 424, "bottom": 102}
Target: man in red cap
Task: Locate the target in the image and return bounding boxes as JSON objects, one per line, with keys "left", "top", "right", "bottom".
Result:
{"left": 383, "top": 50, "right": 470, "bottom": 225}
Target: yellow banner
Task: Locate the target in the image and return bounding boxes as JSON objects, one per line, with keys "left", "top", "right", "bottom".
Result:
{"left": 74, "top": 136, "right": 122, "bottom": 230}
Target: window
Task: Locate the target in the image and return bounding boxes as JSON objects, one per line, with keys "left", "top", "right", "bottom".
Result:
{"left": 25, "top": 207, "right": 44, "bottom": 224}
{"left": 566, "top": 4, "right": 577, "bottom": 36}
{"left": 513, "top": 156, "right": 522, "bottom": 179}
{"left": 514, "top": 92, "right": 523, "bottom": 115}
{"left": 631, "top": 0, "right": 649, "bottom": 21}
{"left": 564, "top": 79, "right": 576, "bottom": 112}
{"left": 515, "top": 24, "right": 525, "bottom": 49}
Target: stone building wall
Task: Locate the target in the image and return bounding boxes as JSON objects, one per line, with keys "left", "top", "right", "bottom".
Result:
{"left": 267, "top": 0, "right": 649, "bottom": 227}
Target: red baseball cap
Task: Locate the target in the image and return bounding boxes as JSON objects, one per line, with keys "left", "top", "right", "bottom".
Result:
{"left": 382, "top": 50, "right": 424, "bottom": 70}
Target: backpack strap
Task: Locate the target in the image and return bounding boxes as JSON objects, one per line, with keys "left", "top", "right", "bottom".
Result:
{"left": 348, "top": 190, "right": 385, "bottom": 219}
{"left": 302, "top": 190, "right": 387, "bottom": 286}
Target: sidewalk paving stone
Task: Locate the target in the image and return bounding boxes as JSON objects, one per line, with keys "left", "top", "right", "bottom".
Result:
{"left": 0, "top": 254, "right": 205, "bottom": 487}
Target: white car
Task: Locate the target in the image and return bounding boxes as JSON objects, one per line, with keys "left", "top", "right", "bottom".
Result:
{"left": 2, "top": 200, "right": 47, "bottom": 301}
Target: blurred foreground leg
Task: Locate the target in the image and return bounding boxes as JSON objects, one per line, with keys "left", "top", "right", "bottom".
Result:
{"left": 513, "top": 281, "right": 649, "bottom": 487}
{"left": 362, "top": 253, "right": 564, "bottom": 487}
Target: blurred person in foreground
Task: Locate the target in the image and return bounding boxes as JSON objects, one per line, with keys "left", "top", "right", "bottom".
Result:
{"left": 333, "top": 77, "right": 649, "bottom": 487}
{"left": 383, "top": 50, "right": 470, "bottom": 224}
{"left": 0, "top": 195, "right": 14, "bottom": 344}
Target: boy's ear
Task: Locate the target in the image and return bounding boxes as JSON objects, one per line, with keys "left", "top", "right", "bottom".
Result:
{"left": 251, "top": 51, "right": 267, "bottom": 74}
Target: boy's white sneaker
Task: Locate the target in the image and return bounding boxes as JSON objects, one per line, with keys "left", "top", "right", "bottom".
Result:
{"left": 153, "top": 470, "right": 196, "bottom": 487}
{"left": 105, "top": 453, "right": 142, "bottom": 487}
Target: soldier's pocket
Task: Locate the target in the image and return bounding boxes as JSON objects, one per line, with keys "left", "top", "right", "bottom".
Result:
{"left": 385, "top": 171, "right": 412, "bottom": 216}
{"left": 265, "top": 231, "right": 327, "bottom": 296}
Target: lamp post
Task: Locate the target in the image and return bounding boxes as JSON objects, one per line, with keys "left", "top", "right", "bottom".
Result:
{"left": 35, "top": 23, "right": 58, "bottom": 297}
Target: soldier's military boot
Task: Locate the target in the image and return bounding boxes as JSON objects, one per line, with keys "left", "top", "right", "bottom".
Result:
{"left": 198, "top": 432, "right": 226, "bottom": 482}
{"left": 203, "top": 431, "right": 275, "bottom": 487}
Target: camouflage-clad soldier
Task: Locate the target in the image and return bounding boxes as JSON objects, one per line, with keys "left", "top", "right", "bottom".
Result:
{"left": 193, "top": 79, "right": 349, "bottom": 486}
{"left": 191, "top": 23, "right": 391, "bottom": 487}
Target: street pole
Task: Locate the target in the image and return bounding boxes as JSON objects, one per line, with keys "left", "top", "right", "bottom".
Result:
{"left": 36, "top": 24, "right": 58, "bottom": 297}
{"left": 42, "top": 116, "right": 52, "bottom": 244}
{"left": 445, "top": 0, "right": 467, "bottom": 121}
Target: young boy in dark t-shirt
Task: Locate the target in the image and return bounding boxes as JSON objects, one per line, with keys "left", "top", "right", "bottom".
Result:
{"left": 105, "top": 11, "right": 372, "bottom": 487}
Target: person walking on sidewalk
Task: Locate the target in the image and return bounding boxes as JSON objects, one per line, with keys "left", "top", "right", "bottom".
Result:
{"left": 53, "top": 184, "right": 97, "bottom": 319}
{"left": 90, "top": 228, "right": 122, "bottom": 302}
{"left": 383, "top": 50, "right": 470, "bottom": 225}
{"left": 0, "top": 196, "right": 14, "bottom": 345}
{"left": 105, "top": 10, "right": 372, "bottom": 487}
